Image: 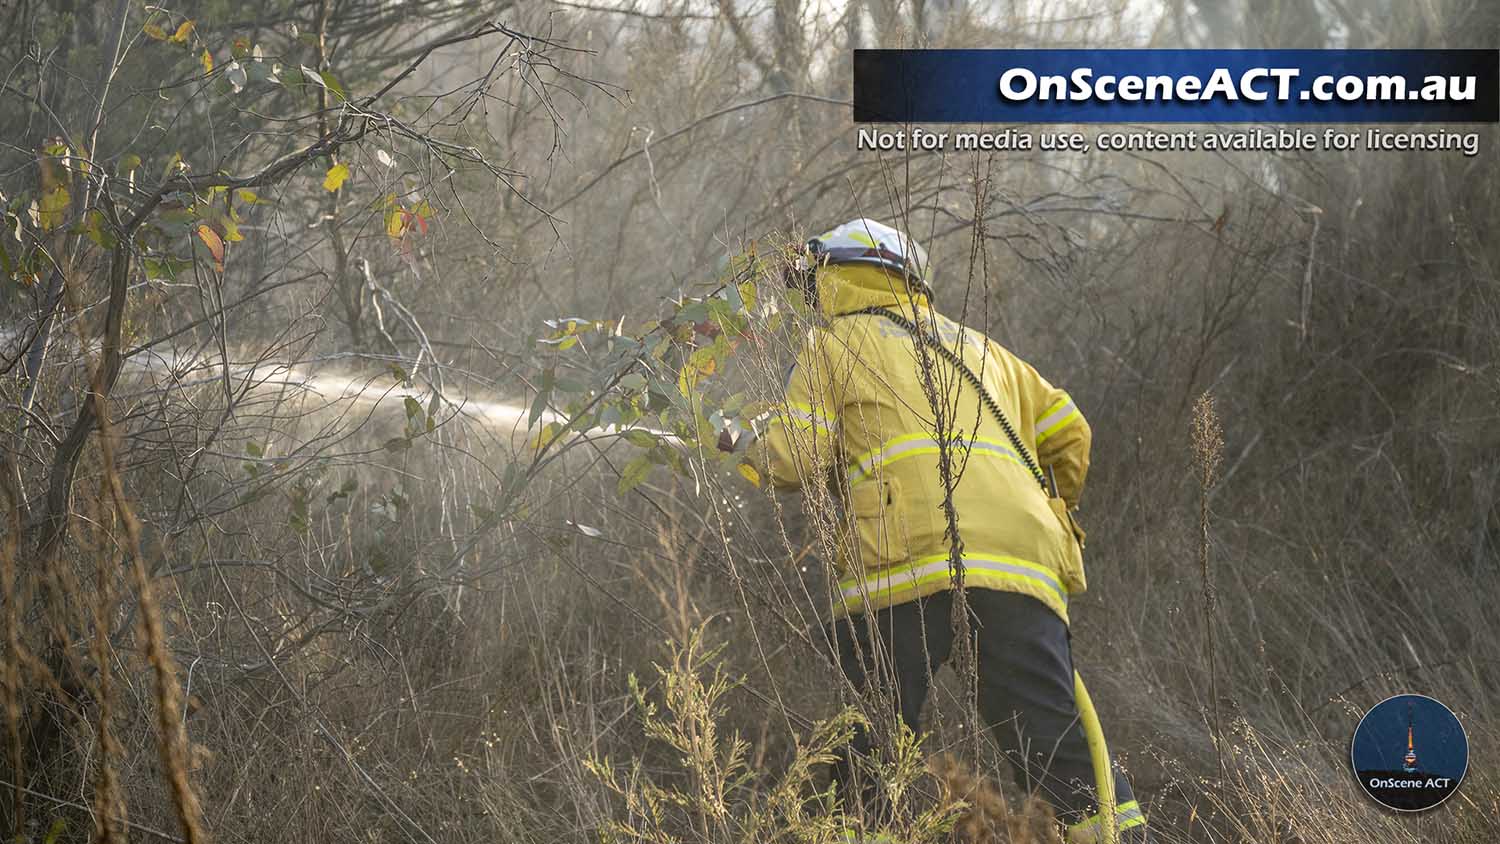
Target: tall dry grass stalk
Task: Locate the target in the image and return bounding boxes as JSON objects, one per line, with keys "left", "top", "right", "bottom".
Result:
{"left": 95, "top": 393, "right": 209, "bottom": 844}
{"left": 1190, "top": 392, "right": 1225, "bottom": 779}
{"left": 86, "top": 481, "right": 125, "bottom": 844}
{"left": 586, "top": 626, "right": 960, "bottom": 844}
{"left": 0, "top": 457, "right": 24, "bottom": 839}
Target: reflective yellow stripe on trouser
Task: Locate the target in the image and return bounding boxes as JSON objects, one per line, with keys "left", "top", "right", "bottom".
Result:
{"left": 1068, "top": 800, "right": 1145, "bottom": 843}
{"left": 1066, "top": 672, "right": 1146, "bottom": 843}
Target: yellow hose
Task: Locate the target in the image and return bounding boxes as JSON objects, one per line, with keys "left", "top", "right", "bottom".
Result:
{"left": 1073, "top": 671, "right": 1117, "bottom": 844}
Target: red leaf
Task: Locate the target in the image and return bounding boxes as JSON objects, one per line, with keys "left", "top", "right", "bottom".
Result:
{"left": 196, "top": 224, "right": 225, "bottom": 271}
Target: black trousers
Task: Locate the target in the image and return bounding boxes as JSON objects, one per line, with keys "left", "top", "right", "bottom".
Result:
{"left": 828, "top": 589, "right": 1143, "bottom": 840}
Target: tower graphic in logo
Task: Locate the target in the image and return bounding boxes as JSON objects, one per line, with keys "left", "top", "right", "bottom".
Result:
{"left": 1351, "top": 693, "right": 1467, "bottom": 812}
{"left": 1402, "top": 702, "right": 1419, "bottom": 774}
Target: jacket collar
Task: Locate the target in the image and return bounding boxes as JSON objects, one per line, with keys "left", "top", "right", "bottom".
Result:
{"left": 815, "top": 263, "right": 930, "bottom": 319}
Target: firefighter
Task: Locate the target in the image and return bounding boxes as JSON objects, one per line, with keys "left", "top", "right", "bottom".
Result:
{"left": 726, "top": 218, "right": 1146, "bottom": 842}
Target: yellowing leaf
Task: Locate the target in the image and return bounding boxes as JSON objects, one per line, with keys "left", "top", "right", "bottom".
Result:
{"left": 196, "top": 224, "right": 225, "bottom": 271}
{"left": 529, "top": 422, "right": 563, "bottom": 452}
{"left": 221, "top": 216, "right": 243, "bottom": 242}
{"left": 623, "top": 429, "right": 657, "bottom": 449}
{"left": 384, "top": 204, "right": 406, "bottom": 239}
{"left": 81, "top": 209, "right": 115, "bottom": 249}
{"left": 200, "top": 48, "right": 213, "bottom": 74}
{"left": 320, "top": 71, "right": 348, "bottom": 101}
{"left": 41, "top": 141, "right": 70, "bottom": 165}
{"left": 197, "top": 206, "right": 244, "bottom": 243}
{"left": 37, "top": 186, "right": 69, "bottom": 232}
{"left": 322, "top": 162, "right": 350, "bottom": 192}
{"left": 172, "top": 20, "right": 195, "bottom": 44}
{"left": 676, "top": 346, "right": 719, "bottom": 395}
{"left": 737, "top": 462, "right": 762, "bottom": 488}
{"left": 39, "top": 148, "right": 68, "bottom": 197}
{"left": 143, "top": 23, "right": 168, "bottom": 40}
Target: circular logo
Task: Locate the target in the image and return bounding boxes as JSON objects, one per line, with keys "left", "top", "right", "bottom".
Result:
{"left": 1351, "top": 693, "right": 1468, "bottom": 812}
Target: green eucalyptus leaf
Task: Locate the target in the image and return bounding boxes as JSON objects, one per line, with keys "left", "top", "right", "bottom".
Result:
{"left": 617, "top": 454, "right": 653, "bottom": 495}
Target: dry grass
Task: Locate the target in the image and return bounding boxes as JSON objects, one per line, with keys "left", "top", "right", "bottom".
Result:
{"left": 8, "top": 169, "right": 1500, "bottom": 841}
{"left": 928, "top": 754, "right": 1061, "bottom": 844}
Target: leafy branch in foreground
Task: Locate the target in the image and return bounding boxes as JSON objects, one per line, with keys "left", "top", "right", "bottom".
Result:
{"left": 521, "top": 244, "right": 815, "bottom": 493}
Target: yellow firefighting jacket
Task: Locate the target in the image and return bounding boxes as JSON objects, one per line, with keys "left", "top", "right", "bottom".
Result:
{"left": 748, "top": 263, "right": 1091, "bottom": 623}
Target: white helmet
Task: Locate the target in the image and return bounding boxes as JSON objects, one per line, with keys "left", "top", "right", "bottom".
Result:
{"left": 806, "top": 218, "right": 931, "bottom": 286}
